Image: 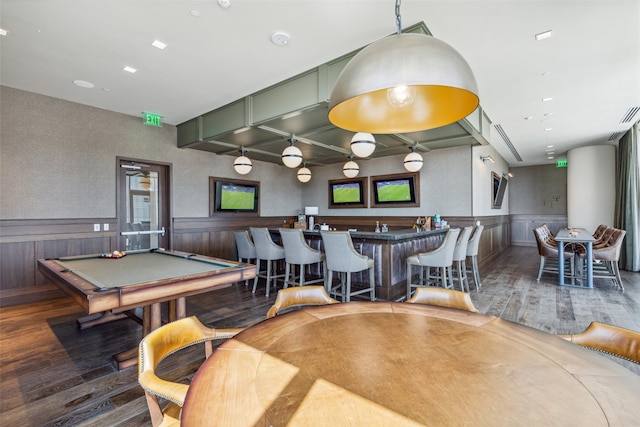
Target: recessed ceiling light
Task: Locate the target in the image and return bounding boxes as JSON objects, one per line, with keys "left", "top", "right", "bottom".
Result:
{"left": 102, "top": 88, "right": 111, "bottom": 92}
{"left": 542, "top": 97, "right": 553, "bottom": 102}
{"left": 524, "top": 116, "right": 533, "bottom": 120}
{"left": 535, "top": 30, "right": 552, "bottom": 41}
{"left": 547, "top": 145, "right": 554, "bottom": 148}
{"left": 545, "top": 128, "right": 553, "bottom": 131}
{"left": 190, "top": 9, "right": 201, "bottom": 17}
{"left": 0, "top": 28, "right": 7, "bottom": 36}
{"left": 541, "top": 71, "right": 552, "bottom": 77}
{"left": 151, "top": 40, "right": 167, "bottom": 50}
{"left": 218, "top": 0, "right": 231, "bottom": 8}
{"left": 124, "top": 66, "right": 137, "bottom": 73}
{"left": 271, "top": 31, "right": 291, "bottom": 46}
{"left": 547, "top": 156, "right": 554, "bottom": 160}
{"left": 73, "top": 80, "right": 94, "bottom": 89}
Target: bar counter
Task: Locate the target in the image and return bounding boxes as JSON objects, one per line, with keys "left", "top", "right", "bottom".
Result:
{"left": 275, "top": 228, "right": 447, "bottom": 300}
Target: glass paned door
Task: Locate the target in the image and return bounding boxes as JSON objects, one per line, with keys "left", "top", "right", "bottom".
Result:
{"left": 118, "top": 160, "right": 170, "bottom": 251}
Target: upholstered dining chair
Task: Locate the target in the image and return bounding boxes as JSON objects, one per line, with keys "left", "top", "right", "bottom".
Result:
{"left": 250, "top": 227, "right": 286, "bottom": 297}
{"left": 559, "top": 321, "right": 639, "bottom": 364}
{"left": 266, "top": 285, "right": 339, "bottom": 318}
{"left": 451, "top": 226, "right": 473, "bottom": 292}
{"left": 533, "top": 224, "right": 574, "bottom": 281}
{"left": 406, "top": 228, "right": 460, "bottom": 299}
{"left": 138, "top": 316, "right": 243, "bottom": 427}
{"left": 578, "top": 228, "right": 626, "bottom": 291}
{"left": 233, "top": 230, "right": 256, "bottom": 286}
{"left": 279, "top": 228, "right": 326, "bottom": 288}
{"left": 465, "top": 225, "right": 484, "bottom": 291}
{"left": 320, "top": 231, "right": 376, "bottom": 302}
{"left": 406, "top": 286, "right": 480, "bottom": 312}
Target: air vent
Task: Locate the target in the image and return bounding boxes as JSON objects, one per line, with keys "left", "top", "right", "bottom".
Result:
{"left": 608, "top": 132, "right": 624, "bottom": 142}
{"left": 620, "top": 107, "right": 640, "bottom": 124}
{"left": 494, "top": 124, "right": 523, "bottom": 162}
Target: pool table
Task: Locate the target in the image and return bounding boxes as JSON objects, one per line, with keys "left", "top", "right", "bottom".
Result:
{"left": 38, "top": 248, "right": 256, "bottom": 369}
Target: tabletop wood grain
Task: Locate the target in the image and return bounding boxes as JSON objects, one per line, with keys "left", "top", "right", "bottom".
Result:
{"left": 181, "top": 302, "right": 640, "bottom": 426}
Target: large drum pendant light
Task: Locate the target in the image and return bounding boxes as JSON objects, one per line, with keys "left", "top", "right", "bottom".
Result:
{"left": 328, "top": 0, "right": 479, "bottom": 134}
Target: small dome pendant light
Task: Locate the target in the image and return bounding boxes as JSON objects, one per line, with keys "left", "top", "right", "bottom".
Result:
{"left": 282, "top": 136, "right": 303, "bottom": 168}
{"left": 351, "top": 132, "right": 376, "bottom": 158}
{"left": 328, "top": 0, "right": 479, "bottom": 134}
{"left": 233, "top": 147, "right": 252, "bottom": 175}
{"left": 403, "top": 146, "right": 424, "bottom": 172}
{"left": 343, "top": 156, "right": 360, "bottom": 178}
{"left": 297, "top": 162, "right": 312, "bottom": 183}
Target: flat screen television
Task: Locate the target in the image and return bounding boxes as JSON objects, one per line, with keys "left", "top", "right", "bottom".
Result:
{"left": 210, "top": 177, "right": 260, "bottom": 215}
{"left": 370, "top": 172, "right": 420, "bottom": 208}
{"left": 328, "top": 177, "right": 367, "bottom": 208}
{"left": 492, "top": 173, "right": 508, "bottom": 209}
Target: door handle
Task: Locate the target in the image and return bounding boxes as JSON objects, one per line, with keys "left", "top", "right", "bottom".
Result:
{"left": 121, "top": 227, "right": 166, "bottom": 237}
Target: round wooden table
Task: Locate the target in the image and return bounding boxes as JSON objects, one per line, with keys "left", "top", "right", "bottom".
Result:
{"left": 181, "top": 302, "right": 640, "bottom": 426}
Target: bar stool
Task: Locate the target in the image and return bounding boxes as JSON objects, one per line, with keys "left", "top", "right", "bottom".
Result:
{"left": 279, "top": 228, "right": 326, "bottom": 288}
{"left": 406, "top": 228, "right": 460, "bottom": 299}
{"left": 451, "top": 226, "right": 473, "bottom": 292}
{"left": 233, "top": 230, "right": 256, "bottom": 287}
{"left": 320, "top": 231, "right": 376, "bottom": 302}
{"left": 249, "top": 227, "right": 285, "bottom": 297}
{"left": 465, "top": 225, "right": 484, "bottom": 291}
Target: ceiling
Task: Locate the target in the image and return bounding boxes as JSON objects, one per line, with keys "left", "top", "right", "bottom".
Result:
{"left": 1, "top": 1, "right": 638, "bottom": 167}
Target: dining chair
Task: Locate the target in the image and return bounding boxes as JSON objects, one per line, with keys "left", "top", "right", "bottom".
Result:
{"left": 533, "top": 224, "right": 574, "bottom": 281}
{"left": 406, "top": 286, "right": 480, "bottom": 312}
{"left": 233, "top": 230, "right": 256, "bottom": 286}
{"left": 577, "top": 228, "right": 626, "bottom": 290}
{"left": 279, "top": 228, "right": 326, "bottom": 288}
{"left": 266, "top": 285, "right": 339, "bottom": 318}
{"left": 250, "top": 227, "right": 286, "bottom": 297}
{"left": 451, "top": 226, "right": 473, "bottom": 292}
{"left": 559, "top": 321, "right": 639, "bottom": 364}
{"left": 465, "top": 224, "right": 484, "bottom": 291}
{"left": 138, "top": 316, "right": 243, "bottom": 427}
{"left": 320, "top": 231, "right": 376, "bottom": 302}
{"left": 406, "top": 228, "right": 460, "bottom": 299}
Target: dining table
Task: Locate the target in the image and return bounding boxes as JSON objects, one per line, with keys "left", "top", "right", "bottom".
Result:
{"left": 555, "top": 227, "right": 596, "bottom": 288}
{"left": 180, "top": 302, "right": 640, "bottom": 426}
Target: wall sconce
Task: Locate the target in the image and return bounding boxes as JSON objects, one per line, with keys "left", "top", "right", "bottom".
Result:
{"left": 233, "top": 147, "right": 252, "bottom": 175}
{"left": 297, "top": 162, "right": 312, "bottom": 183}
{"left": 343, "top": 156, "right": 360, "bottom": 178}
{"left": 403, "top": 146, "right": 424, "bottom": 172}
{"left": 350, "top": 132, "right": 376, "bottom": 158}
{"left": 481, "top": 155, "right": 495, "bottom": 163}
{"left": 282, "top": 137, "right": 303, "bottom": 168}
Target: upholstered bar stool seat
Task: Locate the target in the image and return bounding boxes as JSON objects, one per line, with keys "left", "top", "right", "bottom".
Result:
{"left": 250, "top": 227, "right": 286, "bottom": 297}
{"left": 320, "top": 231, "right": 376, "bottom": 302}
{"left": 406, "top": 228, "right": 460, "bottom": 299}
{"left": 465, "top": 225, "right": 484, "bottom": 291}
{"left": 233, "top": 230, "right": 256, "bottom": 286}
{"left": 279, "top": 228, "right": 326, "bottom": 288}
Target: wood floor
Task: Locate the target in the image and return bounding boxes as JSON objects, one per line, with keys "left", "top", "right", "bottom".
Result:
{"left": 1, "top": 246, "right": 638, "bottom": 426}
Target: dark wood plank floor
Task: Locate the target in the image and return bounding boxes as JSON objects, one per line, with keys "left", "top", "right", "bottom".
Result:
{"left": 1, "top": 246, "right": 638, "bottom": 426}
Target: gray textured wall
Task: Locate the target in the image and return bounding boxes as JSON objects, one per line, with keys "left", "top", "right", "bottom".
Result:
{"left": 509, "top": 164, "right": 567, "bottom": 215}
{"left": 0, "top": 86, "right": 302, "bottom": 219}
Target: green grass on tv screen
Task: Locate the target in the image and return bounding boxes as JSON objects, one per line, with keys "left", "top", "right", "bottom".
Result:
{"left": 221, "top": 185, "right": 255, "bottom": 210}
{"left": 333, "top": 183, "right": 361, "bottom": 203}
{"left": 377, "top": 180, "right": 411, "bottom": 202}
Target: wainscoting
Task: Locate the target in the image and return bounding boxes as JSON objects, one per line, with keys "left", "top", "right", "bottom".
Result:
{"left": 0, "top": 215, "right": 510, "bottom": 307}
{"left": 511, "top": 214, "right": 569, "bottom": 247}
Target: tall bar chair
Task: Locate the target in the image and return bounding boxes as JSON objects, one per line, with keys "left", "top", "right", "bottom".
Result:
{"left": 250, "top": 227, "right": 286, "bottom": 297}
{"left": 451, "top": 226, "right": 473, "bottom": 292}
{"left": 406, "top": 228, "right": 460, "bottom": 299}
{"left": 279, "top": 228, "right": 326, "bottom": 288}
{"left": 233, "top": 230, "right": 256, "bottom": 287}
{"left": 465, "top": 225, "right": 484, "bottom": 291}
{"left": 320, "top": 231, "right": 376, "bottom": 302}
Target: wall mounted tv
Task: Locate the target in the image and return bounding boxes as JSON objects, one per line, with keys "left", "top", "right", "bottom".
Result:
{"left": 370, "top": 172, "right": 420, "bottom": 208}
{"left": 491, "top": 172, "right": 508, "bottom": 209}
{"left": 209, "top": 177, "right": 260, "bottom": 216}
{"left": 328, "top": 177, "right": 367, "bottom": 209}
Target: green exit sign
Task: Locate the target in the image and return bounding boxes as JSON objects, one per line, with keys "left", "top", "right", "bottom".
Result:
{"left": 556, "top": 160, "right": 568, "bottom": 168}
{"left": 142, "top": 112, "right": 162, "bottom": 127}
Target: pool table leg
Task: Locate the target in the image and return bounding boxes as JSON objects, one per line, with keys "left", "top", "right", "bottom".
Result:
{"left": 168, "top": 297, "right": 186, "bottom": 322}
{"left": 76, "top": 310, "right": 129, "bottom": 330}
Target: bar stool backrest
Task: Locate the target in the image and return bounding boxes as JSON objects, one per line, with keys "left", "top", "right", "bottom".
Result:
{"left": 279, "top": 228, "right": 322, "bottom": 264}
{"left": 233, "top": 230, "right": 256, "bottom": 260}
{"left": 453, "top": 226, "right": 473, "bottom": 262}
{"left": 466, "top": 225, "right": 484, "bottom": 257}
{"left": 321, "top": 231, "right": 369, "bottom": 273}
{"left": 250, "top": 227, "right": 284, "bottom": 260}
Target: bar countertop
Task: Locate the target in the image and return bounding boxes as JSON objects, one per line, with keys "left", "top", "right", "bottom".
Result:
{"left": 299, "top": 227, "right": 447, "bottom": 241}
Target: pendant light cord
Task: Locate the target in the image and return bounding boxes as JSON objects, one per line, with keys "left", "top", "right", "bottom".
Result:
{"left": 395, "top": 0, "right": 402, "bottom": 35}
